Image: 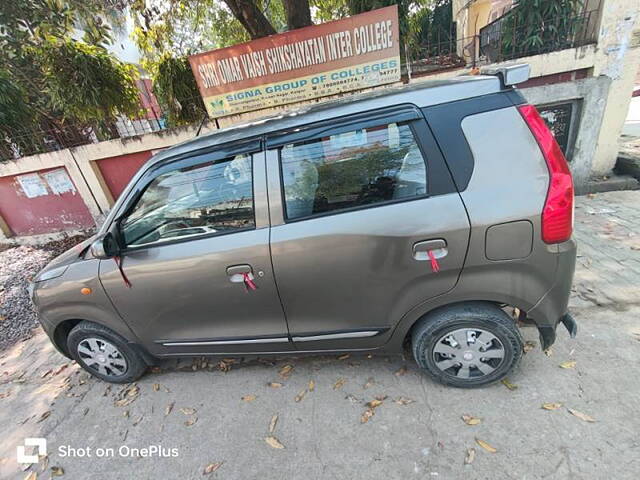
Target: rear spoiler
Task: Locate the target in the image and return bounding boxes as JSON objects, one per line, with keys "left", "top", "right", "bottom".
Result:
{"left": 481, "top": 64, "right": 530, "bottom": 88}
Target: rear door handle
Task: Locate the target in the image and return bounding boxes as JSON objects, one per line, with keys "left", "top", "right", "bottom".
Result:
{"left": 413, "top": 239, "right": 448, "bottom": 261}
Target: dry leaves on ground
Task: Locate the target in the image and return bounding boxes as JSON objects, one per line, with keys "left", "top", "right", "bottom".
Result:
{"left": 394, "top": 366, "right": 407, "bottom": 376}
{"left": 51, "top": 466, "right": 64, "bottom": 476}
{"left": 360, "top": 408, "right": 375, "bottom": 424}
{"left": 461, "top": 414, "right": 481, "bottom": 425}
{"left": 475, "top": 438, "right": 497, "bottom": 453}
{"left": 308, "top": 380, "right": 315, "bottom": 392}
{"left": 185, "top": 417, "right": 198, "bottom": 427}
{"left": 267, "top": 382, "right": 283, "bottom": 388}
{"left": 294, "top": 389, "right": 306, "bottom": 402}
{"left": 203, "top": 462, "right": 222, "bottom": 475}
{"left": 363, "top": 377, "right": 375, "bottom": 389}
{"left": 464, "top": 448, "right": 476, "bottom": 465}
{"left": 241, "top": 395, "right": 257, "bottom": 402}
{"left": 152, "top": 383, "right": 160, "bottom": 392}
{"left": 269, "top": 414, "right": 278, "bottom": 433}
{"left": 544, "top": 348, "right": 553, "bottom": 357}
{"left": 265, "top": 436, "right": 285, "bottom": 449}
{"left": 394, "top": 397, "right": 415, "bottom": 406}
{"left": 114, "top": 384, "right": 140, "bottom": 407}
{"left": 165, "top": 402, "right": 175, "bottom": 416}
{"left": 501, "top": 378, "right": 518, "bottom": 391}
{"left": 523, "top": 341, "right": 537, "bottom": 353}
{"left": 279, "top": 365, "right": 294, "bottom": 379}
{"left": 36, "top": 411, "right": 51, "bottom": 423}
{"left": 333, "top": 378, "right": 346, "bottom": 390}
{"left": 541, "top": 402, "right": 563, "bottom": 410}
{"left": 180, "top": 407, "right": 197, "bottom": 415}
{"left": 559, "top": 361, "right": 577, "bottom": 369}
{"left": 338, "top": 354, "right": 350, "bottom": 360}
{"left": 568, "top": 408, "right": 596, "bottom": 423}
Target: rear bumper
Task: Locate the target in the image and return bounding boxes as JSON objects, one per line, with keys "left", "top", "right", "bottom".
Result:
{"left": 527, "top": 238, "right": 577, "bottom": 350}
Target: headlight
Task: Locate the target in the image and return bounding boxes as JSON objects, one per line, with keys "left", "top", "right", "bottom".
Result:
{"left": 35, "top": 265, "right": 69, "bottom": 283}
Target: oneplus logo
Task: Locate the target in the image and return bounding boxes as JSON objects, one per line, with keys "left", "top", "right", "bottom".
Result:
{"left": 17, "top": 438, "right": 46, "bottom": 464}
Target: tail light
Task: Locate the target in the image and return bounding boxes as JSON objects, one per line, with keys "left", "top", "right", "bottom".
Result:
{"left": 518, "top": 104, "right": 574, "bottom": 244}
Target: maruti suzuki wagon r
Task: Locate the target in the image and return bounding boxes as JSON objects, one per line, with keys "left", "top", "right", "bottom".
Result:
{"left": 31, "top": 64, "right": 577, "bottom": 388}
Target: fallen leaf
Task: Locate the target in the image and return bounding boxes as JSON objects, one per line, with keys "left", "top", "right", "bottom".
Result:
{"left": 39, "top": 456, "right": 48, "bottom": 472}
{"left": 241, "top": 395, "right": 256, "bottom": 402}
{"left": 41, "top": 369, "right": 52, "bottom": 379}
{"left": 559, "top": 361, "right": 577, "bottom": 369}
{"left": 278, "top": 365, "right": 294, "bottom": 379}
{"left": 475, "top": 438, "right": 497, "bottom": 453}
{"left": 269, "top": 414, "right": 278, "bottom": 433}
{"left": 337, "top": 354, "right": 350, "bottom": 360}
{"left": 152, "top": 383, "right": 160, "bottom": 392}
{"left": 24, "top": 472, "right": 36, "bottom": 480}
{"left": 363, "top": 378, "right": 375, "bottom": 389}
{"left": 132, "top": 415, "right": 144, "bottom": 426}
{"left": 333, "top": 378, "right": 346, "bottom": 390}
{"left": 367, "top": 399, "right": 383, "bottom": 409}
{"left": 464, "top": 448, "right": 476, "bottom": 465}
{"left": 37, "top": 411, "right": 51, "bottom": 423}
{"left": 523, "top": 341, "right": 536, "bottom": 353}
{"left": 394, "top": 397, "right": 415, "bottom": 406}
{"left": 568, "top": 408, "right": 596, "bottom": 423}
{"left": 165, "top": 402, "right": 175, "bottom": 416}
{"left": 308, "top": 380, "right": 315, "bottom": 392}
{"left": 114, "top": 385, "right": 140, "bottom": 407}
{"left": 217, "top": 360, "right": 232, "bottom": 372}
{"left": 51, "top": 466, "right": 64, "bottom": 476}
{"left": 394, "top": 366, "right": 407, "bottom": 376}
{"left": 180, "top": 407, "right": 197, "bottom": 415}
{"left": 53, "top": 364, "right": 68, "bottom": 376}
{"left": 501, "top": 378, "right": 518, "bottom": 391}
{"left": 203, "top": 462, "right": 222, "bottom": 475}
{"left": 541, "top": 402, "right": 563, "bottom": 410}
{"left": 184, "top": 417, "right": 198, "bottom": 427}
{"left": 265, "top": 436, "right": 284, "bottom": 449}
{"left": 294, "top": 390, "right": 306, "bottom": 402}
{"left": 461, "top": 414, "right": 481, "bottom": 425}
{"left": 267, "top": 382, "right": 283, "bottom": 388}
{"left": 544, "top": 348, "right": 553, "bottom": 357}
{"left": 123, "top": 410, "right": 129, "bottom": 418}
{"left": 360, "top": 408, "right": 375, "bottom": 423}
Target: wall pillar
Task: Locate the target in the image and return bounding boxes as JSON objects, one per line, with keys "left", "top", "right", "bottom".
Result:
{"left": 591, "top": 1, "right": 640, "bottom": 176}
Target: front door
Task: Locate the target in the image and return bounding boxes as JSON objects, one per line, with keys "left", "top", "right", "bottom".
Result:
{"left": 265, "top": 107, "right": 470, "bottom": 351}
{"left": 100, "top": 147, "right": 291, "bottom": 356}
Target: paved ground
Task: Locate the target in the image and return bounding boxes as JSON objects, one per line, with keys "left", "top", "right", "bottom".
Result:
{"left": 1, "top": 191, "right": 639, "bottom": 480}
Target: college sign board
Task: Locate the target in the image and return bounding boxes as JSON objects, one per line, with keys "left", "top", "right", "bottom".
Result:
{"left": 188, "top": 6, "right": 401, "bottom": 118}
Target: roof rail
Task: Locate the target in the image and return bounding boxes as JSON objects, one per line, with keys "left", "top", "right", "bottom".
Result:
{"left": 481, "top": 64, "right": 530, "bottom": 88}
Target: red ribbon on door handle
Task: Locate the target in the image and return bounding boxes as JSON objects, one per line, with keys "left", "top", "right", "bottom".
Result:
{"left": 427, "top": 250, "right": 440, "bottom": 273}
{"left": 114, "top": 256, "right": 132, "bottom": 288}
{"left": 242, "top": 272, "right": 257, "bottom": 291}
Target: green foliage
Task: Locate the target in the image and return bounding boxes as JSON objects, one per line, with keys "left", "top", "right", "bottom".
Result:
{"left": 500, "top": 0, "right": 584, "bottom": 59}
{"left": 0, "top": 70, "right": 32, "bottom": 130}
{"left": 153, "top": 54, "right": 205, "bottom": 125}
{"left": 36, "top": 38, "right": 141, "bottom": 124}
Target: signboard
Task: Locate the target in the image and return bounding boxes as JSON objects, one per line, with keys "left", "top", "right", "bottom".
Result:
{"left": 189, "top": 6, "right": 401, "bottom": 118}
{"left": 42, "top": 168, "right": 76, "bottom": 195}
{"left": 17, "top": 173, "right": 48, "bottom": 199}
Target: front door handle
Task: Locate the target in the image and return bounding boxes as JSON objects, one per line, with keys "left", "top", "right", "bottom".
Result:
{"left": 226, "top": 264, "right": 252, "bottom": 276}
{"left": 413, "top": 239, "right": 448, "bottom": 261}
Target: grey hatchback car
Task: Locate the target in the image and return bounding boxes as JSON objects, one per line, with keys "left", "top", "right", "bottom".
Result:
{"left": 32, "top": 64, "right": 577, "bottom": 388}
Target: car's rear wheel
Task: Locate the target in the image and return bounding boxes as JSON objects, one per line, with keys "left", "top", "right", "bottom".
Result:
{"left": 412, "top": 302, "right": 523, "bottom": 388}
{"left": 67, "top": 321, "right": 147, "bottom": 383}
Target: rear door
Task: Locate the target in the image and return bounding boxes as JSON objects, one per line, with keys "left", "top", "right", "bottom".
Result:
{"left": 265, "top": 106, "right": 470, "bottom": 351}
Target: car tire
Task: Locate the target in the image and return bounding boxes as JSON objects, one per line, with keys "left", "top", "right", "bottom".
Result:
{"left": 412, "top": 302, "right": 523, "bottom": 388}
{"left": 67, "top": 321, "right": 147, "bottom": 384}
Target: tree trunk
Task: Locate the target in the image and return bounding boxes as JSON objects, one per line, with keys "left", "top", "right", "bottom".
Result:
{"left": 223, "top": 0, "right": 277, "bottom": 39}
{"left": 283, "top": 0, "right": 313, "bottom": 30}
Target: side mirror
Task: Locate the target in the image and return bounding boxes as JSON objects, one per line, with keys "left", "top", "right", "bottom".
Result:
{"left": 90, "top": 224, "right": 121, "bottom": 259}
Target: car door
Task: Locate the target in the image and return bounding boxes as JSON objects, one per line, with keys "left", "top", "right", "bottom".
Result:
{"left": 265, "top": 106, "right": 470, "bottom": 351}
{"left": 99, "top": 141, "right": 292, "bottom": 356}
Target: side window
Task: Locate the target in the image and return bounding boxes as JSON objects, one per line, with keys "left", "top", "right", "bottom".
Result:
{"left": 280, "top": 122, "right": 427, "bottom": 220}
{"left": 121, "top": 154, "right": 254, "bottom": 246}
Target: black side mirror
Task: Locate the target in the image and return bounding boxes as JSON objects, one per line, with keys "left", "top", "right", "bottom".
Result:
{"left": 90, "top": 223, "right": 122, "bottom": 259}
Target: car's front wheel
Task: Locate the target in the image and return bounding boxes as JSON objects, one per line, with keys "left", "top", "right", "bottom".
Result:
{"left": 412, "top": 302, "right": 523, "bottom": 388}
{"left": 67, "top": 321, "right": 147, "bottom": 383}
